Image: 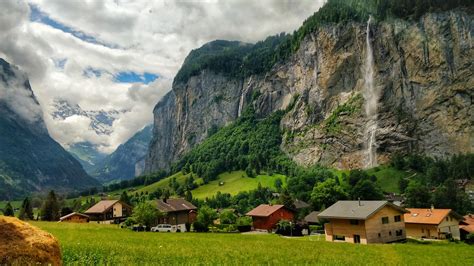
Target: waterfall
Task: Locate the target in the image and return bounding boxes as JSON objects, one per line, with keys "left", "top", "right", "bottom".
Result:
{"left": 238, "top": 77, "right": 252, "bottom": 117}
{"left": 363, "top": 16, "right": 378, "bottom": 169}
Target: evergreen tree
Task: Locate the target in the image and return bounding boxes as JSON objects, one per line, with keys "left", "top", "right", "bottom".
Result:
{"left": 278, "top": 188, "right": 295, "bottom": 210}
{"left": 18, "top": 197, "right": 34, "bottom": 220}
{"left": 185, "top": 190, "right": 193, "bottom": 202}
{"left": 3, "top": 202, "right": 14, "bottom": 216}
{"left": 120, "top": 191, "right": 131, "bottom": 206}
{"left": 40, "top": 190, "right": 61, "bottom": 221}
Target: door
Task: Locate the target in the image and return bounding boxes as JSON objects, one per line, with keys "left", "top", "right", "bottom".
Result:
{"left": 354, "top": 235, "right": 361, "bottom": 244}
{"left": 427, "top": 229, "right": 431, "bottom": 238}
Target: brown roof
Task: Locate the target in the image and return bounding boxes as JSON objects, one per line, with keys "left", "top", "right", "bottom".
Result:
{"left": 294, "top": 199, "right": 310, "bottom": 209}
{"left": 85, "top": 200, "right": 120, "bottom": 214}
{"left": 246, "top": 204, "right": 286, "bottom": 217}
{"left": 304, "top": 211, "right": 321, "bottom": 224}
{"left": 156, "top": 198, "right": 197, "bottom": 213}
{"left": 462, "top": 214, "right": 474, "bottom": 225}
{"left": 60, "top": 212, "right": 89, "bottom": 221}
{"left": 460, "top": 224, "right": 474, "bottom": 233}
{"left": 404, "top": 208, "right": 463, "bottom": 225}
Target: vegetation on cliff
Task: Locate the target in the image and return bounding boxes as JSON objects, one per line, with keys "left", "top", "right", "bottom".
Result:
{"left": 173, "top": 0, "right": 472, "bottom": 85}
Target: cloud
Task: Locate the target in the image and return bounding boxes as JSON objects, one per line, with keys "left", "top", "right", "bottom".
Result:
{"left": 0, "top": 0, "right": 325, "bottom": 154}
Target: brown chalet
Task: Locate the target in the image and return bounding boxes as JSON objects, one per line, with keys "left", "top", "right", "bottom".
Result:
{"left": 460, "top": 214, "right": 474, "bottom": 240}
{"left": 318, "top": 200, "right": 409, "bottom": 244}
{"left": 59, "top": 212, "right": 89, "bottom": 223}
{"left": 246, "top": 204, "right": 294, "bottom": 231}
{"left": 84, "top": 200, "right": 132, "bottom": 222}
{"left": 404, "top": 207, "right": 463, "bottom": 240}
{"left": 156, "top": 198, "right": 197, "bottom": 225}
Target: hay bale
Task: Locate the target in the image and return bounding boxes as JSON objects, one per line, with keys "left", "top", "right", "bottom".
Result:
{"left": 0, "top": 216, "right": 61, "bottom": 265}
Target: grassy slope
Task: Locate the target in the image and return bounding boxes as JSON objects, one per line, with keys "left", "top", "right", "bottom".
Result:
{"left": 191, "top": 171, "right": 286, "bottom": 199}
{"left": 33, "top": 222, "right": 474, "bottom": 265}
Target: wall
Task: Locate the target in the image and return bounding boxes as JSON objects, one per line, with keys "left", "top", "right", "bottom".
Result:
{"left": 364, "top": 206, "right": 406, "bottom": 243}
{"left": 113, "top": 202, "right": 123, "bottom": 217}
{"left": 252, "top": 208, "right": 294, "bottom": 231}
{"left": 324, "top": 219, "right": 368, "bottom": 244}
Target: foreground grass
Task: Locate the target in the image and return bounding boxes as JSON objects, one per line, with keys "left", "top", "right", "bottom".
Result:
{"left": 32, "top": 222, "right": 474, "bottom": 265}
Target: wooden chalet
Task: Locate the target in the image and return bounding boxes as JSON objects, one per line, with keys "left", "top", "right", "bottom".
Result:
{"left": 318, "top": 200, "right": 409, "bottom": 244}
{"left": 246, "top": 204, "right": 294, "bottom": 231}
{"left": 404, "top": 207, "right": 463, "bottom": 240}
{"left": 59, "top": 212, "right": 89, "bottom": 223}
{"left": 156, "top": 198, "right": 197, "bottom": 225}
{"left": 84, "top": 200, "right": 132, "bottom": 222}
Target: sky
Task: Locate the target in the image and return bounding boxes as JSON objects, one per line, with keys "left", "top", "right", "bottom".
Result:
{"left": 0, "top": 0, "right": 325, "bottom": 154}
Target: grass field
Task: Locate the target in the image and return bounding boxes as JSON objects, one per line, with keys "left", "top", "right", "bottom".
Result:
{"left": 137, "top": 171, "right": 286, "bottom": 199}
{"left": 31, "top": 222, "right": 474, "bottom": 265}
{"left": 191, "top": 171, "right": 286, "bottom": 199}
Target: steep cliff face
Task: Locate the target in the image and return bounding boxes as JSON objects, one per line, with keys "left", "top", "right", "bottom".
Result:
{"left": 145, "top": 10, "right": 473, "bottom": 173}
{"left": 0, "top": 59, "right": 99, "bottom": 199}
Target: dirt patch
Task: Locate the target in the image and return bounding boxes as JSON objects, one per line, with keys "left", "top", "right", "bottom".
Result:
{"left": 0, "top": 216, "right": 61, "bottom": 265}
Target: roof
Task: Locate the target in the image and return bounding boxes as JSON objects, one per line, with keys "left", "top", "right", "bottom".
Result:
{"left": 156, "top": 198, "right": 197, "bottom": 213}
{"left": 60, "top": 212, "right": 89, "bottom": 221}
{"left": 304, "top": 211, "right": 321, "bottom": 223}
{"left": 460, "top": 224, "right": 474, "bottom": 233}
{"left": 461, "top": 214, "right": 474, "bottom": 225}
{"left": 246, "top": 204, "right": 286, "bottom": 217}
{"left": 318, "top": 201, "right": 408, "bottom": 220}
{"left": 85, "top": 200, "right": 120, "bottom": 214}
{"left": 404, "top": 208, "right": 463, "bottom": 225}
{"left": 294, "top": 199, "right": 310, "bottom": 209}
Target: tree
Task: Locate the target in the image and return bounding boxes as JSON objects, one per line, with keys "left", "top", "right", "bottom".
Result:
{"left": 185, "top": 190, "right": 193, "bottom": 202}
{"left": 351, "top": 179, "right": 384, "bottom": 200}
{"left": 196, "top": 205, "right": 217, "bottom": 229}
{"left": 3, "top": 202, "right": 14, "bottom": 216}
{"left": 40, "top": 190, "right": 61, "bottom": 221}
{"left": 405, "top": 180, "right": 431, "bottom": 208}
{"left": 311, "top": 178, "right": 348, "bottom": 210}
{"left": 18, "top": 197, "right": 34, "bottom": 220}
{"left": 219, "top": 209, "right": 237, "bottom": 224}
{"left": 120, "top": 191, "right": 132, "bottom": 206}
{"left": 278, "top": 188, "right": 295, "bottom": 210}
{"left": 274, "top": 178, "right": 283, "bottom": 192}
{"left": 131, "top": 202, "right": 162, "bottom": 228}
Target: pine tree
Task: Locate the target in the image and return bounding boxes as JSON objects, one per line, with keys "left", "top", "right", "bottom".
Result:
{"left": 3, "top": 202, "right": 14, "bottom": 217}
{"left": 18, "top": 197, "right": 34, "bottom": 220}
{"left": 40, "top": 190, "right": 61, "bottom": 221}
{"left": 120, "top": 191, "right": 131, "bottom": 206}
{"left": 185, "top": 190, "right": 193, "bottom": 202}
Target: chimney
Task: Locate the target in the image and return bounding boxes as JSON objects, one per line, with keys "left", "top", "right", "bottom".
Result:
{"left": 358, "top": 198, "right": 361, "bottom": 206}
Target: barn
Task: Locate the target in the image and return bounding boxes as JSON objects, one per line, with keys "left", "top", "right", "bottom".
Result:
{"left": 246, "top": 204, "right": 294, "bottom": 231}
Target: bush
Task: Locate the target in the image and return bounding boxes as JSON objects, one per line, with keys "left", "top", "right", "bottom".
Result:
{"left": 466, "top": 233, "right": 474, "bottom": 244}
{"left": 193, "top": 221, "right": 209, "bottom": 232}
{"left": 236, "top": 216, "right": 252, "bottom": 226}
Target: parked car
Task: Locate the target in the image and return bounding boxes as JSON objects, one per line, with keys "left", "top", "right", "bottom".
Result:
{"left": 151, "top": 224, "right": 174, "bottom": 232}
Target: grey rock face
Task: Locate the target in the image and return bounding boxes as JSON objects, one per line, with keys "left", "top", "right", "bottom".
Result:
{"left": 145, "top": 10, "right": 473, "bottom": 173}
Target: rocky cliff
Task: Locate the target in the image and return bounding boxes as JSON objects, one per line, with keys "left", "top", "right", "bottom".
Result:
{"left": 145, "top": 9, "right": 473, "bottom": 173}
{"left": 0, "top": 58, "right": 99, "bottom": 199}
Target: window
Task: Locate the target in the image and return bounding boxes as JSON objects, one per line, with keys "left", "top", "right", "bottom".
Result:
{"left": 389, "top": 231, "right": 392, "bottom": 236}
{"left": 396, "top": 230, "right": 403, "bottom": 236}
{"left": 335, "top": 235, "right": 345, "bottom": 241}
{"left": 446, "top": 217, "right": 449, "bottom": 221}
{"left": 350, "top": 220, "right": 359, "bottom": 225}
{"left": 378, "top": 233, "right": 381, "bottom": 238}
{"left": 394, "top": 215, "right": 401, "bottom": 222}
{"left": 382, "top": 217, "right": 389, "bottom": 224}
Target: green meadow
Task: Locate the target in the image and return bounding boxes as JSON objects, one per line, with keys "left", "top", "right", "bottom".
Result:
{"left": 32, "top": 222, "right": 474, "bottom": 265}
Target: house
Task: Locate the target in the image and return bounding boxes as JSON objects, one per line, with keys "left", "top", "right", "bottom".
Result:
{"left": 59, "top": 212, "right": 89, "bottom": 223}
{"left": 460, "top": 214, "right": 474, "bottom": 240}
{"left": 84, "top": 200, "right": 132, "bottom": 222}
{"left": 156, "top": 198, "right": 197, "bottom": 225}
{"left": 246, "top": 204, "right": 294, "bottom": 231}
{"left": 404, "top": 207, "right": 464, "bottom": 240}
{"left": 318, "top": 200, "right": 409, "bottom": 244}
{"left": 304, "top": 211, "right": 321, "bottom": 225}
{"left": 294, "top": 199, "right": 310, "bottom": 210}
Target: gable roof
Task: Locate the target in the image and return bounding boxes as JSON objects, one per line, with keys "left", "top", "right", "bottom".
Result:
{"left": 304, "top": 211, "right": 321, "bottom": 223}
{"left": 246, "top": 204, "right": 286, "bottom": 217}
{"left": 60, "top": 212, "right": 89, "bottom": 221}
{"left": 156, "top": 198, "right": 197, "bottom": 213}
{"left": 404, "top": 208, "right": 463, "bottom": 225}
{"left": 294, "top": 199, "right": 310, "bottom": 209}
{"left": 85, "top": 200, "right": 121, "bottom": 214}
{"left": 318, "top": 201, "right": 408, "bottom": 220}
{"left": 461, "top": 214, "right": 474, "bottom": 225}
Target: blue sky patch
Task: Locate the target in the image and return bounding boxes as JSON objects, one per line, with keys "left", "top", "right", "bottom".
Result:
{"left": 83, "top": 67, "right": 103, "bottom": 78}
{"left": 29, "top": 4, "right": 119, "bottom": 49}
{"left": 114, "top": 72, "right": 158, "bottom": 84}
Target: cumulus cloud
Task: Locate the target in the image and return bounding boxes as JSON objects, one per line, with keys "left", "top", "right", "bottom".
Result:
{"left": 0, "top": 0, "right": 325, "bottom": 154}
